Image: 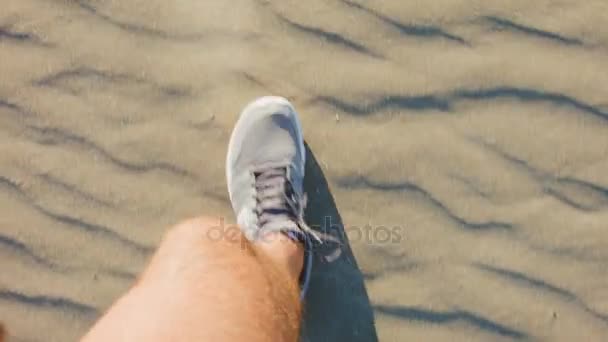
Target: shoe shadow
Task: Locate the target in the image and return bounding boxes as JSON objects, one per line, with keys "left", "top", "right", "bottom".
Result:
{"left": 301, "top": 143, "right": 378, "bottom": 342}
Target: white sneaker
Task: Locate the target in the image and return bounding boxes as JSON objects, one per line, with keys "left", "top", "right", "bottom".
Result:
{"left": 226, "top": 96, "right": 318, "bottom": 298}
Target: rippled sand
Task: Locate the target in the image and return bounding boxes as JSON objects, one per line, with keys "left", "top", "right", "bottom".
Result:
{"left": 1, "top": 0, "right": 608, "bottom": 341}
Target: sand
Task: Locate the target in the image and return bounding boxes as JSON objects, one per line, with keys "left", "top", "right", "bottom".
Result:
{"left": 1, "top": 0, "right": 608, "bottom": 341}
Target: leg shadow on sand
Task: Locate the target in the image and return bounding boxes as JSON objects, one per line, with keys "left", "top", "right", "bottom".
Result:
{"left": 301, "top": 143, "right": 378, "bottom": 342}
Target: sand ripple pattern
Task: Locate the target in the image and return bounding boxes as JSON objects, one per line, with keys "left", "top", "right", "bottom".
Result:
{"left": 1, "top": 0, "right": 608, "bottom": 341}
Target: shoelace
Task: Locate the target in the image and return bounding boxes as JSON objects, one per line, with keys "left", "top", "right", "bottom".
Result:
{"left": 253, "top": 167, "right": 341, "bottom": 259}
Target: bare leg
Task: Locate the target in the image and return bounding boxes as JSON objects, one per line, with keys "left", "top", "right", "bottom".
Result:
{"left": 83, "top": 216, "right": 304, "bottom": 342}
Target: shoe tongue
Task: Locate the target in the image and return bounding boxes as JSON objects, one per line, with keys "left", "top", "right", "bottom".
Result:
{"left": 260, "top": 219, "right": 300, "bottom": 235}
{"left": 255, "top": 166, "right": 287, "bottom": 180}
{"left": 254, "top": 167, "right": 300, "bottom": 232}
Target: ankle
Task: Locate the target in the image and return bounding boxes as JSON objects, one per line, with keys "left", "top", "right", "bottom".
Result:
{"left": 254, "top": 233, "right": 304, "bottom": 281}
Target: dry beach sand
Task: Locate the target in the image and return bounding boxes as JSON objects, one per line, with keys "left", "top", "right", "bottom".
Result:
{"left": 1, "top": 0, "right": 608, "bottom": 341}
